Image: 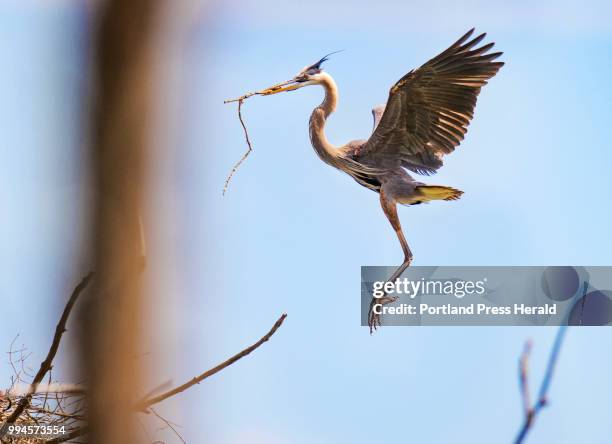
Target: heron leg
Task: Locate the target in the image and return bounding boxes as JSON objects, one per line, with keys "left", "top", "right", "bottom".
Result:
{"left": 368, "top": 189, "right": 414, "bottom": 332}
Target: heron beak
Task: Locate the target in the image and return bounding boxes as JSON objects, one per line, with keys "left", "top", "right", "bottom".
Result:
{"left": 259, "top": 79, "right": 303, "bottom": 96}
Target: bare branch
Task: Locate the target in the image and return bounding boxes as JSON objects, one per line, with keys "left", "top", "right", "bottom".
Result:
{"left": 140, "top": 380, "right": 172, "bottom": 403}
{"left": 1, "top": 278, "right": 286, "bottom": 443}
{"left": 42, "top": 369, "right": 52, "bottom": 413}
{"left": 513, "top": 281, "right": 588, "bottom": 443}
{"left": 138, "top": 313, "right": 287, "bottom": 410}
{"left": 223, "top": 91, "right": 260, "bottom": 103}
{"left": 223, "top": 82, "right": 293, "bottom": 104}
{"left": 518, "top": 340, "right": 532, "bottom": 417}
{"left": 28, "top": 405, "right": 85, "bottom": 421}
{"left": 150, "top": 407, "right": 186, "bottom": 444}
{"left": 222, "top": 99, "right": 254, "bottom": 196}
{"left": 6, "top": 383, "right": 86, "bottom": 396}
{"left": 1, "top": 273, "right": 93, "bottom": 427}
{"left": 514, "top": 325, "right": 569, "bottom": 444}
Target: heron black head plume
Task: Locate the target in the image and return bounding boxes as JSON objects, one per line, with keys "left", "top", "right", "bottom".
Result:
{"left": 306, "top": 50, "right": 344, "bottom": 72}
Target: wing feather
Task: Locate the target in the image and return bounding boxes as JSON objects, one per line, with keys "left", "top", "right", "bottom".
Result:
{"left": 357, "top": 29, "right": 503, "bottom": 174}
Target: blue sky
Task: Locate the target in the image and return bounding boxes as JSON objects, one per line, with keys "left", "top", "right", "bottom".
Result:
{"left": 1, "top": 1, "right": 612, "bottom": 443}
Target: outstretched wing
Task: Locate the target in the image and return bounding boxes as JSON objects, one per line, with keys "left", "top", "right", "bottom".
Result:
{"left": 357, "top": 29, "right": 503, "bottom": 175}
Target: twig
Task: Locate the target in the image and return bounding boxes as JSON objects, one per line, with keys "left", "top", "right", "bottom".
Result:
{"left": 6, "top": 336, "right": 31, "bottom": 389}
{"left": 513, "top": 325, "right": 569, "bottom": 444}
{"left": 150, "top": 407, "right": 186, "bottom": 444}
{"left": 42, "top": 369, "right": 52, "bottom": 413}
{"left": 140, "top": 380, "right": 172, "bottom": 403}
{"left": 223, "top": 81, "right": 291, "bottom": 104}
{"left": 137, "top": 416, "right": 153, "bottom": 443}
{"left": 222, "top": 84, "right": 285, "bottom": 195}
{"left": 518, "top": 340, "right": 532, "bottom": 417}
{"left": 137, "top": 313, "right": 287, "bottom": 410}
{"left": 223, "top": 91, "right": 261, "bottom": 104}
{"left": 5, "top": 383, "right": 86, "bottom": 396}
{"left": 28, "top": 405, "right": 85, "bottom": 421}
{"left": 222, "top": 99, "right": 254, "bottom": 196}
{"left": 1, "top": 272, "right": 93, "bottom": 428}
{"left": 513, "top": 281, "right": 587, "bottom": 443}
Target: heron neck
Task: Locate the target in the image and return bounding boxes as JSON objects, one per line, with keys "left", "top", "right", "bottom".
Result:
{"left": 309, "top": 74, "right": 339, "bottom": 164}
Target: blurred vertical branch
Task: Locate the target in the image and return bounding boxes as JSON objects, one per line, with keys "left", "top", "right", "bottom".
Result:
{"left": 80, "top": 1, "right": 161, "bottom": 442}
{"left": 513, "top": 282, "right": 586, "bottom": 443}
{"left": 514, "top": 324, "right": 570, "bottom": 444}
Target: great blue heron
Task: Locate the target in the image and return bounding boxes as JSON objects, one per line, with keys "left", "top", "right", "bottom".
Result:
{"left": 258, "top": 29, "right": 503, "bottom": 329}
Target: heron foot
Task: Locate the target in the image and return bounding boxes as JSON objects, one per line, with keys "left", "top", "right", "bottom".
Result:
{"left": 368, "top": 294, "right": 398, "bottom": 333}
{"left": 367, "top": 255, "right": 412, "bottom": 333}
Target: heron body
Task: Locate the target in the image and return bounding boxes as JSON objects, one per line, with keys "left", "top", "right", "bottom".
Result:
{"left": 308, "top": 70, "right": 463, "bottom": 202}
{"left": 261, "top": 29, "right": 503, "bottom": 329}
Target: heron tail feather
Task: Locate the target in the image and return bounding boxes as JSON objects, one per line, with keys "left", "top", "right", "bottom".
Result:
{"left": 415, "top": 185, "right": 463, "bottom": 202}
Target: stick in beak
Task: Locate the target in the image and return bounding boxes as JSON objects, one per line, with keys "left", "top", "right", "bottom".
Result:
{"left": 224, "top": 79, "right": 300, "bottom": 104}
{"left": 260, "top": 79, "right": 301, "bottom": 95}
{"left": 222, "top": 77, "right": 301, "bottom": 195}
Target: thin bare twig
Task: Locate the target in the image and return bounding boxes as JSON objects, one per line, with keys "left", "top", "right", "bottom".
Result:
{"left": 223, "top": 81, "right": 289, "bottom": 104}
{"left": 138, "top": 313, "right": 287, "bottom": 410}
{"left": 514, "top": 325, "right": 567, "bottom": 444}
{"left": 28, "top": 405, "right": 84, "bottom": 421}
{"left": 223, "top": 91, "right": 261, "bottom": 104}
{"left": 1, "top": 273, "right": 93, "bottom": 429}
{"left": 518, "top": 340, "right": 532, "bottom": 417}
{"left": 137, "top": 416, "right": 153, "bottom": 443}
{"left": 150, "top": 407, "right": 186, "bottom": 444}
{"left": 42, "top": 370, "right": 52, "bottom": 413}
{"left": 222, "top": 99, "right": 254, "bottom": 195}
{"left": 513, "top": 281, "right": 587, "bottom": 443}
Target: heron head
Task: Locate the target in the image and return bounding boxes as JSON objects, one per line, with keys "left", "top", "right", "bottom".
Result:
{"left": 260, "top": 51, "right": 342, "bottom": 96}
